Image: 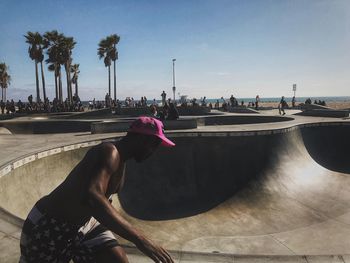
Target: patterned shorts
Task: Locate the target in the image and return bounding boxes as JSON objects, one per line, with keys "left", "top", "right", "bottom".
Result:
{"left": 19, "top": 205, "right": 119, "bottom": 263}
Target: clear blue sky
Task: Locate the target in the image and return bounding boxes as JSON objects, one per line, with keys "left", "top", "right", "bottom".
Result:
{"left": 0, "top": 0, "right": 349, "bottom": 101}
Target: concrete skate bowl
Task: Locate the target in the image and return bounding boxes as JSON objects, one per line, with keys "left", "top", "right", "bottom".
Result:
{"left": 1, "top": 123, "right": 350, "bottom": 254}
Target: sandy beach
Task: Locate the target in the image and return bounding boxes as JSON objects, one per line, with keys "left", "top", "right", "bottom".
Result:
{"left": 259, "top": 100, "right": 350, "bottom": 110}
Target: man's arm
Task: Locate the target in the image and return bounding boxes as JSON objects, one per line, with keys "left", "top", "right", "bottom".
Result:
{"left": 85, "top": 143, "right": 173, "bottom": 263}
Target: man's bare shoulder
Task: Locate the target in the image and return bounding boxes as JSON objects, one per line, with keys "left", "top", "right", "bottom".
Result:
{"left": 88, "top": 142, "right": 121, "bottom": 171}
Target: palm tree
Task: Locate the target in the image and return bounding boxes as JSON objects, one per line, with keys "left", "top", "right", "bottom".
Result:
{"left": 108, "top": 34, "right": 120, "bottom": 102}
{"left": 38, "top": 37, "right": 47, "bottom": 101}
{"left": 61, "top": 36, "right": 76, "bottom": 103}
{"left": 24, "top": 31, "right": 42, "bottom": 102}
{"left": 70, "top": 64, "right": 80, "bottom": 96}
{"left": 98, "top": 38, "right": 112, "bottom": 96}
{"left": 44, "top": 30, "right": 65, "bottom": 102}
{"left": 0, "top": 63, "right": 11, "bottom": 101}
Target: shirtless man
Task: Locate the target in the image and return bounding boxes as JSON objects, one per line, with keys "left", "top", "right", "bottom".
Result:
{"left": 20, "top": 117, "right": 175, "bottom": 263}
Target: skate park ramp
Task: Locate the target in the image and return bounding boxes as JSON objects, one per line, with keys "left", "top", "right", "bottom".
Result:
{"left": 0, "top": 123, "right": 350, "bottom": 255}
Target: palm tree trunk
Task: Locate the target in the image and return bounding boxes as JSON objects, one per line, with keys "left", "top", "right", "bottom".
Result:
{"left": 54, "top": 66, "right": 58, "bottom": 100}
{"left": 108, "top": 65, "right": 111, "bottom": 96}
{"left": 35, "top": 62, "right": 40, "bottom": 102}
{"left": 40, "top": 62, "right": 46, "bottom": 101}
{"left": 68, "top": 63, "right": 73, "bottom": 101}
{"left": 4, "top": 88, "right": 6, "bottom": 101}
{"left": 64, "top": 64, "right": 71, "bottom": 104}
{"left": 1, "top": 88, "right": 3, "bottom": 101}
{"left": 113, "top": 60, "right": 116, "bottom": 101}
{"left": 58, "top": 69, "right": 63, "bottom": 103}
{"left": 75, "top": 81, "right": 78, "bottom": 96}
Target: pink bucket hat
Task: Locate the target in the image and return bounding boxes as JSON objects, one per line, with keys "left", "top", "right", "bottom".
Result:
{"left": 128, "top": 117, "right": 175, "bottom": 147}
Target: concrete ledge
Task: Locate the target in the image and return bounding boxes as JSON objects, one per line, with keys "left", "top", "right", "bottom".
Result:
{"left": 199, "top": 115, "right": 294, "bottom": 126}
{"left": 115, "top": 106, "right": 211, "bottom": 117}
{"left": 91, "top": 120, "right": 131, "bottom": 134}
{"left": 0, "top": 120, "right": 93, "bottom": 134}
{"left": 115, "top": 107, "right": 151, "bottom": 116}
{"left": 91, "top": 119, "right": 198, "bottom": 134}
{"left": 176, "top": 106, "right": 211, "bottom": 116}
{"left": 295, "top": 109, "right": 349, "bottom": 118}
{"left": 59, "top": 108, "right": 112, "bottom": 119}
{"left": 227, "top": 106, "right": 259, "bottom": 114}
{"left": 299, "top": 103, "right": 332, "bottom": 110}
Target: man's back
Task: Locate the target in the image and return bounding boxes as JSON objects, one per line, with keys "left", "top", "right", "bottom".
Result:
{"left": 38, "top": 143, "right": 124, "bottom": 225}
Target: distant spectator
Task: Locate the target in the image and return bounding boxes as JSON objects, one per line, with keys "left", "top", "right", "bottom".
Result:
{"left": 201, "top": 96, "right": 207, "bottom": 106}
{"left": 158, "top": 104, "right": 168, "bottom": 121}
{"left": 255, "top": 95, "right": 260, "bottom": 110}
{"left": 167, "top": 103, "right": 179, "bottom": 120}
{"left": 279, "top": 96, "right": 287, "bottom": 115}
{"left": 10, "top": 99, "right": 15, "bottom": 113}
{"left": 230, "top": 95, "right": 234, "bottom": 106}
{"left": 292, "top": 96, "right": 296, "bottom": 107}
{"left": 5, "top": 100, "right": 10, "bottom": 114}
{"left": 105, "top": 93, "right": 111, "bottom": 108}
{"left": 0, "top": 100, "right": 5, "bottom": 114}
{"left": 214, "top": 100, "right": 220, "bottom": 109}
{"left": 150, "top": 105, "right": 157, "bottom": 118}
{"left": 161, "top": 91, "right": 166, "bottom": 106}
{"left": 222, "top": 101, "right": 228, "bottom": 111}
{"left": 191, "top": 98, "right": 198, "bottom": 106}
{"left": 305, "top": 98, "right": 311, "bottom": 104}
{"left": 28, "top": 94, "right": 33, "bottom": 105}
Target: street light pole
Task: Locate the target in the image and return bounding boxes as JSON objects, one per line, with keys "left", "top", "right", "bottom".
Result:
{"left": 172, "top": 58, "right": 176, "bottom": 102}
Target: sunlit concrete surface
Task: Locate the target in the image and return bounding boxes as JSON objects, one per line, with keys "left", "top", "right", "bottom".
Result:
{"left": 1, "top": 112, "right": 350, "bottom": 262}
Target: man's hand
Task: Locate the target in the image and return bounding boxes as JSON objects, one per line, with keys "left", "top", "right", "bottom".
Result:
{"left": 136, "top": 236, "right": 174, "bottom": 263}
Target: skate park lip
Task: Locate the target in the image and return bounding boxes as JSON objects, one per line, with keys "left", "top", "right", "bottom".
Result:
{"left": 1, "top": 116, "right": 350, "bottom": 257}
{"left": 0, "top": 114, "right": 294, "bottom": 134}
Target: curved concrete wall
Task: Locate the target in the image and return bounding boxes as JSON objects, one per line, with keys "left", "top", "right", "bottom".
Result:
{"left": 301, "top": 125, "right": 350, "bottom": 173}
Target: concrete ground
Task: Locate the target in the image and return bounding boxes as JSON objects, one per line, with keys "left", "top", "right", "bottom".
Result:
{"left": 1, "top": 110, "right": 350, "bottom": 262}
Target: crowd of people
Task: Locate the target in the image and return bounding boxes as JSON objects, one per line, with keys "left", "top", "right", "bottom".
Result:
{"left": 0, "top": 94, "right": 84, "bottom": 115}
{"left": 0, "top": 90, "right": 329, "bottom": 117}
{"left": 149, "top": 101, "right": 179, "bottom": 121}
{"left": 304, "top": 98, "right": 326, "bottom": 106}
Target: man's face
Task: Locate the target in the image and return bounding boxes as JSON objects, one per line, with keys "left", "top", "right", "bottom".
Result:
{"left": 134, "top": 134, "right": 162, "bottom": 162}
